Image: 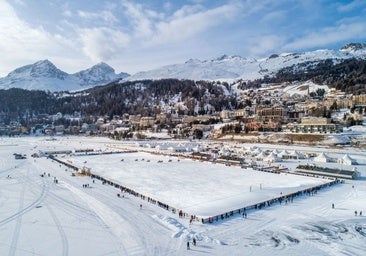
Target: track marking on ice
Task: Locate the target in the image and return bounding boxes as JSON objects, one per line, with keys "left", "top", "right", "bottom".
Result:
{"left": 8, "top": 176, "right": 26, "bottom": 256}
{"left": 0, "top": 169, "right": 48, "bottom": 226}
{"left": 152, "top": 214, "right": 226, "bottom": 245}
{"left": 47, "top": 205, "right": 69, "bottom": 256}
{"left": 61, "top": 182, "right": 145, "bottom": 256}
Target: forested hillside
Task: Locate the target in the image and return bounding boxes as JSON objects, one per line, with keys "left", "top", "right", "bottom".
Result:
{"left": 0, "top": 57, "right": 365, "bottom": 124}
{"left": 0, "top": 79, "right": 238, "bottom": 121}
{"left": 265, "top": 58, "right": 366, "bottom": 94}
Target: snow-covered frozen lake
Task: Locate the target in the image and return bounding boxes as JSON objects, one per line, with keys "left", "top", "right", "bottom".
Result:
{"left": 1, "top": 136, "right": 365, "bottom": 255}
{"left": 62, "top": 152, "right": 331, "bottom": 218}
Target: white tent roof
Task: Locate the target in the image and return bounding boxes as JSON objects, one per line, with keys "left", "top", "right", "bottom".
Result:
{"left": 289, "top": 150, "right": 306, "bottom": 159}
{"left": 264, "top": 152, "right": 282, "bottom": 162}
{"left": 278, "top": 150, "right": 291, "bottom": 157}
{"left": 255, "top": 151, "right": 268, "bottom": 159}
{"left": 339, "top": 154, "right": 357, "bottom": 165}
{"left": 314, "top": 152, "right": 332, "bottom": 162}
{"left": 253, "top": 147, "right": 263, "bottom": 154}
{"left": 272, "top": 149, "right": 281, "bottom": 154}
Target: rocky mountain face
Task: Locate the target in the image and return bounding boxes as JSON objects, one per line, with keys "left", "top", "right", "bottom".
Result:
{"left": 0, "top": 60, "right": 129, "bottom": 92}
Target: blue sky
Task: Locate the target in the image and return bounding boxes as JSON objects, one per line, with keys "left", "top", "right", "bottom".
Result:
{"left": 1, "top": 0, "right": 366, "bottom": 76}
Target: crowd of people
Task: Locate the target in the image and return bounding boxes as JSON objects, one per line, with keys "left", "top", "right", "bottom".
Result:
{"left": 202, "top": 179, "right": 341, "bottom": 224}
{"left": 52, "top": 155, "right": 343, "bottom": 226}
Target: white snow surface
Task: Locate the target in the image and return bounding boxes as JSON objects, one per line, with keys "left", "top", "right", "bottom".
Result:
{"left": 1, "top": 136, "right": 366, "bottom": 256}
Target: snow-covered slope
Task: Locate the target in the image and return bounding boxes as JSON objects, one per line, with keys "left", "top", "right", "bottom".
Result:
{"left": 128, "top": 44, "right": 366, "bottom": 81}
{"left": 1, "top": 43, "right": 366, "bottom": 91}
{"left": 73, "top": 62, "right": 129, "bottom": 88}
{"left": 0, "top": 60, "right": 129, "bottom": 92}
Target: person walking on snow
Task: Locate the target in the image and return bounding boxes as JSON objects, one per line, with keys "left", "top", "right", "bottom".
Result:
{"left": 187, "top": 241, "right": 190, "bottom": 250}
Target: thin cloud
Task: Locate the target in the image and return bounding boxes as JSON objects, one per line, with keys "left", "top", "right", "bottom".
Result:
{"left": 337, "top": 0, "right": 366, "bottom": 12}
{"left": 0, "top": 1, "right": 76, "bottom": 75}
{"left": 247, "top": 35, "right": 286, "bottom": 56}
{"left": 284, "top": 22, "right": 366, "bottom": 50}
{"left": 260, "top": 10, "right": 287, "bottom": 24}
{"left": 1, "top": 0, "right": 366, "bottom": 76}
{"left": 149, "top": 2, "right": 242, "bottom": 46}
{"left": 79, "top": 27, "right": 130, "bottom": 61}
{"left": 78, "top": 10, "right": 118, "bottom": 25}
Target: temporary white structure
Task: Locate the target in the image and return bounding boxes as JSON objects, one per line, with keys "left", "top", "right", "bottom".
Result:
{"left": 314, "top": 152, "right": 332, "bottom": 163}
{"left": 219, "top": 147, "right": 230, "bottom": 156}
{"left": 244, "top": 146, "right": 257, "bottom": 155}
{"left": 255, "top": 151, "right": 267, "bottom": 160}
{"left": 252, "top": 147, "right": 263, "bottom": 155}
{"left": 288, "top": 150, "right": 306, "bottom": 159}
{"left": 272, "top": 149, "right": 281, "bottom": 155}
{"left": 278, "top": 150, "right": 291, "bottom": 158}
{"left": 338, "top": 154, "right": 357, "bottom": 165}
{"left": 264, "top": 152, "right": 282, "bottom": 163}
{"left": 192, "top": 145, "right": 203, "bottom": 152}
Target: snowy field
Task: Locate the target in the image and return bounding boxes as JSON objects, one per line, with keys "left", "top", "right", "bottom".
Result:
{"left": 1, "top": 136, "right": 366, "bottom": 256}
{"left": 61, "top": 152, "right": 330, "bottom": 218}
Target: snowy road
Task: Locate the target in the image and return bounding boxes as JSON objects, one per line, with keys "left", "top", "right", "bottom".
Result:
{"left": 0, "top": 137, "right": 366, "bottom": 256}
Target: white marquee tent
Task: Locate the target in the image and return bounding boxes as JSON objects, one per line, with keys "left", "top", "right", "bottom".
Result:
{"left": 314, "top": 152, "right": 333, "bottom": 163}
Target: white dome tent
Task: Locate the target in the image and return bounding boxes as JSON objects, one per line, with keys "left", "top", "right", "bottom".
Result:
{"left": 252, "top": 147, "right": 263, "bottom": 156}
{"left": 255, "top": 151, "right": 267, "bottom": 160}
{"left": 245, "top": 146, "right": 257, "bottom": 155}
{"left": 288, "top": 150, "right": 306, "bottom": 159}
{"left": 272, "top": 149, "right": 281, "bottom": 155}
{"left": 278, "top": 150, "right": 291, "bottom": 159}
{"left": 338, "top": 154, "right": 358, "bottom": 165}
{"left": 264, "top": 152, "right": 282, "bottom": 163}
{"left": 314, "top": 152, "right": 332, "bottom": 163}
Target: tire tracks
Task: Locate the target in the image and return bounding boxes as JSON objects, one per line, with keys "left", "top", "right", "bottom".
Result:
{"left": 0, "top": 171, "right": 49, "bottom": 226}
{"left": 8, "top": 176, "right": 26, "bottom": 256}
{"left": 47, "top": 205, "right": 69, "bottom": 256}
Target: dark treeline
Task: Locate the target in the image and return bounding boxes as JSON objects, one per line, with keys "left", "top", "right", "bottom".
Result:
{"left": 0, "top": 79, "right": 238, "bottom": 121}
{"left": 1, "top": 58, "right": 365, "bottom": 123}
{"left": 0, "top": 88, "right": 59, "bottom": 123}
{"left": 262, "top": 58, "right": 366, "bottom": 94}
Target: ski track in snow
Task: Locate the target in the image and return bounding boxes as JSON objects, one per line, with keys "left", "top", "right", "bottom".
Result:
{"left": 1, "top": 136, "right": 366, "bottom": 256}
{"left": 61, "top": 182, "right": 145, "bottom": 255}
{"left": 8, "top": 172, "right": 26, "bottom": 256}
{"left": 47, "top": 205, "right": 69, "bottom": 256}
{"left": 0, "top": 168, "right": 48, "bottom": 226}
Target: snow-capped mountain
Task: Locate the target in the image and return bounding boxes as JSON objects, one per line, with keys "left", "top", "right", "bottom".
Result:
{"left": 73, "top": 62, "right": 129, "bottom": 88}
{"left": 128, "top": 43, "right": 366, "bottom": 81}
{"left": 1, "top": 43, "right": 366, "bottom": 92}
{"left": 0, "top": 60, "right": 129, "bottom": 92}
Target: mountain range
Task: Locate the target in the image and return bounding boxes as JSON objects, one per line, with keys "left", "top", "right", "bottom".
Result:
{"left": 128, "top": 43, "right": 366, "bottom": 81}
{"left": 0, "top": 43, "right": 365, "bottom": 92}
{"left": 0, "top": 60, "right": 129, "bottom": 92}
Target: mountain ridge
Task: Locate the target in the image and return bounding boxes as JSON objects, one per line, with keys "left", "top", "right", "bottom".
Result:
{"left": 0, "top": 60, "right": 129, "bottom": 92}
{"left": 127, "top": 43, "right": 366, "bottom": 82}
{"left": 1, "top": 43, "right": 365, "bottom": 91}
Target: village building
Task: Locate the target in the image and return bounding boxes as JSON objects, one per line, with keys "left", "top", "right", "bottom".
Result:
{"left": 285, "top": 117, "right": 342, "bottom": 134}
{"left": 256, "top": 106, "right": 287, "bottom": 122}
{"left": 139, "top": 117, "right": 155, "bottom": 128}
{"left": 353, "top": 94, "right": 366, "bottom": 107}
